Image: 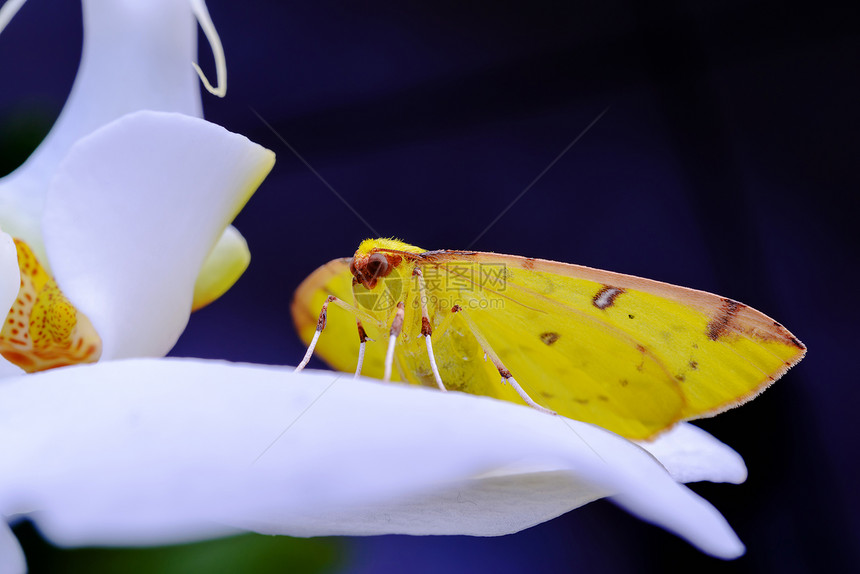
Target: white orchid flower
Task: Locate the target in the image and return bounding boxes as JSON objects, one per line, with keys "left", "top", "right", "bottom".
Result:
{"left": 0, "top": 0, "right": 259, "bottom": 372}
{"left": 0, "top": 1, "right": 753, "bottom": 572}
{"left": 0, "top": 358, "right": 748, "bottom": 574}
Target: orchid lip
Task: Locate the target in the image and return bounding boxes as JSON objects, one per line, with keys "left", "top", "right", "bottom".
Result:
{"left": 0, "top": 359, "right": 747, "bottom": 560}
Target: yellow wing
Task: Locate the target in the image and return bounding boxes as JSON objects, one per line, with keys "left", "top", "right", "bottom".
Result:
{"left": 292, "top": 247, "right": 805, "bottom": 440}
{"left": 411, "top": 251, "right": 805, "bottom": 438}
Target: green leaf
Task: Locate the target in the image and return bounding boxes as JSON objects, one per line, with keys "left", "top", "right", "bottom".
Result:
{"left": 13, "top": 521, "right": 346, "bottom": 574}
{"left": 0, "top": 108, "right": 54, "bottom": 177}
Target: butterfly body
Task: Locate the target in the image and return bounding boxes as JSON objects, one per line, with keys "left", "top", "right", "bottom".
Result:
{"left": 340, "top": 239, "right": 501, "bottom": 395}
{"left": 292, "top": 238, "right": 805, "bottom": 439}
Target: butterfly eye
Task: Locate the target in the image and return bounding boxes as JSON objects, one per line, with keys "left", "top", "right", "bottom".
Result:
{"left": 365, "top": 253, "right": 389, "bottom": 278}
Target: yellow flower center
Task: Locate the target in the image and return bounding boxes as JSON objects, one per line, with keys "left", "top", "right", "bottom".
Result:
{"left": 1, "top": 239, "right": 102, "bottom": 372}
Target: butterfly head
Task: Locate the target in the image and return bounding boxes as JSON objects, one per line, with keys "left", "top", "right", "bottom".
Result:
{"left": 350, "top": 238, "right": 425, "bottom": 289}
{"left": 349, "top": 250, "right": 403, "bottom": 290}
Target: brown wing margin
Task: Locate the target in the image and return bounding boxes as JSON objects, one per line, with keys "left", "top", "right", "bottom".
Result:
{"left": 432, "top": 250, "right": 805, "bottom": 357}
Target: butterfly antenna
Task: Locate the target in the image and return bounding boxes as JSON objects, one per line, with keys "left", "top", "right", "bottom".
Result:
{"left": 250, "top": 108, "right": 381, "bottom": 237}
{"left": 466, "top": 106, "right": 609, "bottom": 249}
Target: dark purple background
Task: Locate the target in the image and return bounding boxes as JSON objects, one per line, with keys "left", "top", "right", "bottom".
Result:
{"left": 2, "top": 1, "right": 857, "bottom": 572}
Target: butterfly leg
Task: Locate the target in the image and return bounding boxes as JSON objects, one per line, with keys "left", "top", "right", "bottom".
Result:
{"left": 413, "top": 267, "right": 447, "bottom": 391}
{"left": 296, "top": 295, "right": 376, "bottom": 375}
{"left": 383, "top": 302, "right": 406, "bottom": 382}
{"left": 452, "top": 305, "right": 556, "bottom": 416}
{"left": 354, "top": 319, "right": 369, "bottom": 378}
{"left": 294, "top": 296, "right": 334, "bottom": 372}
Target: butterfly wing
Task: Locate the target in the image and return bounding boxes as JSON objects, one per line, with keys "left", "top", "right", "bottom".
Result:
{"left": 292, "top": 249, "right": 805, "bottom": 440}
{"left": 415, "top": 251, "right": 805, "bottom": 439}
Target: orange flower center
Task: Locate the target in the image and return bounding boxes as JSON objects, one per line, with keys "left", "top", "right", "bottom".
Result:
{"left": 1, "top": 239, "right": 102, "bottom": 372}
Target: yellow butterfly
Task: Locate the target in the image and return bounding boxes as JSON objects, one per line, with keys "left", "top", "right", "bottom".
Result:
{"left": 291, "top": 238, "right": 805, "bottom": 440}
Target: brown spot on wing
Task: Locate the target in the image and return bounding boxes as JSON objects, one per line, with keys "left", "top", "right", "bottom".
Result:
{"left": 706, "top": 298, "right": 743, "bottom": 340}
{"left": 592, "top": 285, "right": 625, "bottom": 310}
{"left": 539, "top": 332, "right": 560, "bottom": 345}
{"left": 522, "top": 257, "right": 536, "bottom": 270}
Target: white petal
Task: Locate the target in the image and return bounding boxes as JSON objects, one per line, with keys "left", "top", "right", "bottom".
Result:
{"left": 637, "top": 422, "right": 748, "bottom": 484}
{"left": 244, "top": 469, "right": 610, "bottom": 538}
{"left": 0, "top": 359, "right": 24, "bottom": 380}
{"left": 0, "top": 0, "right": 202, "bottom": 262}
{"left": 0, "top": 227, "right": 22, "bottom": 307}
{"left": 0, "top": 519, "right": 26, "bottom": 574}
{"left": 42, "top": 112, "right": 274, "bottom": 359}
{"left": 0, "top": 359, "right": 743, "bottom": 559}
{"left": 0, "top": 230, "right": 24, "bottom": 378}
